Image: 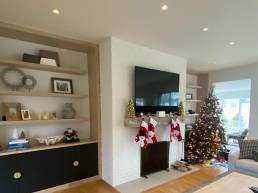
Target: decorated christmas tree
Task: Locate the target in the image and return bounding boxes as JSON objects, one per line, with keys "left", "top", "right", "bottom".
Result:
{"left": 127, "top": 99, "right": 136, "bottom": 118}
{"left": 178, "top": 101, "right": 184, "bottom": 116}
{"left": 187, "top": 88, "right": 226, "bottom": 164}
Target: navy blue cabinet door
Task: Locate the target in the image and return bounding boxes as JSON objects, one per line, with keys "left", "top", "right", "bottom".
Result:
{"left": 71, "top": 143, "right": 98, "bottom": 181}
{"left": 18, "top": 143, "right": 98, "bottom": 193}
{"left": 18, "top": 148, "right": 65, "bottom": 193}
{"left": 0, "top": 143, "right": 98, "bottom": 193}
{"left": 0, "top": 155, "right": 19, "bottom": 193}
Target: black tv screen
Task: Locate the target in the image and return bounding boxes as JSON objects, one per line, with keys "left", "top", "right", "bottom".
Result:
{"left": 135, "top": 66, "right": 179, "bottom": 114}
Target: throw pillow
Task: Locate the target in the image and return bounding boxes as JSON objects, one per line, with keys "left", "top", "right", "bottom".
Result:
{"left": 238, "top": 139, "right": 258, "bottom": 159}
{"left": 253, "top": 151, "right": 258, "bottom": 162}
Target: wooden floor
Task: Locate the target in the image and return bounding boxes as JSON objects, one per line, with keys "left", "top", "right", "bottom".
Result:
{"left": 143, "top": 166, "right": 227, "bottom": 193}
{"left": 55, "top": 166, "right": 227, "bottom": 193}
{"left": 55, "top": 180, "right": 119, "bottom": 193}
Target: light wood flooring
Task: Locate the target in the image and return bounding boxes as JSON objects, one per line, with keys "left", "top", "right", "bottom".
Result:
{"left": 55, "top": 166, "right": 227, "bottom": 193}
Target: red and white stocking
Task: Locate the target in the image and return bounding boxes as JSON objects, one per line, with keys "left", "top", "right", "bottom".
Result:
{"left": 135, "top": 120, "right": 149, "bottom": 149}
{"left": 170, "top": 119, "right": 183, "bottom": 142}
{"left": 148, "top": 117, "right": 158, "bottom": 144}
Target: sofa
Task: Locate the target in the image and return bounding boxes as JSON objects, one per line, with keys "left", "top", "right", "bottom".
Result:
{"left": 229, "top": 151, "right": 258, "bottom": 177}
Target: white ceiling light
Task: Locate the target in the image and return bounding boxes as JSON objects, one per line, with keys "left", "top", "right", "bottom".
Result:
{"left": 161, "top": 4, "right": 168, "bottom": 11}
{"left": 52, "top": 9, "right": 60, "bottom": 15}
{"left": 229, "top": 42, "right": 235, "bottom": 46}
{"left": 202, "top": 27, "right": 209, "bottom": 32}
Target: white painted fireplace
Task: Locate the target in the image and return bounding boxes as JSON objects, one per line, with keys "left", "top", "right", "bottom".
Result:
{"left": 100, "top": 37, "right": 187, "bottom": 186}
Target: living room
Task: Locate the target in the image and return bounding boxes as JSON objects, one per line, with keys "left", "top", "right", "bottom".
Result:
{"left": 0, "top": 1, "right": 257, "bottom": 193}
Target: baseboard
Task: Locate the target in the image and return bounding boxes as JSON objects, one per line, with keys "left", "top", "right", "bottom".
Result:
{"left": 34, "top": 176, "right": 100, "bottom": 193}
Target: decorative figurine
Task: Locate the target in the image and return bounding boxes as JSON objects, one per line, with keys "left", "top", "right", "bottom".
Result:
{"left": 178, "top": 101, "right": 184, "bottom": 116}
{"left": 62, "top": 103, "right": 76, "bottom": 119}
{"left": 63, "top": 128, "right": 79, "bottom": 143}
{"left": 127, "top": 99, "right": 136, "bottom": 118}
{"left": 19, "top": 131, "right": 26, "bottom": 139}
{"left": 12, "top": 128, "right": 19, "bottom": 140}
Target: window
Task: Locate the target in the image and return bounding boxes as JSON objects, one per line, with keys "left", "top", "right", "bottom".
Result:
{"left": 214, "top": 79, "right": 251, "bottom": 135}
{"left": 159, "top": 92, "right": 179, "bottom": 106}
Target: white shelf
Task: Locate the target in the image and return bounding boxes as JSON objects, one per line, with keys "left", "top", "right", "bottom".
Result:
{"left": 185, "top": 114, "right": 199, "bottom": 117}
{"left": 186, "top": 99, "right": 202, "bottom": 103}
{"left": 0, "top": 59, "right": 87, "bottom": 75}
{"left": 187, "top": 85, "right": 202, "bottom": 89}
{"left": 0, "top": 139, "right": 98, "bottom": 156}
{"left": 0, "top": 91, "right": 88, "bottom": 98}
{"left": 0, "top": 118, "right": 88, "bottom": 126}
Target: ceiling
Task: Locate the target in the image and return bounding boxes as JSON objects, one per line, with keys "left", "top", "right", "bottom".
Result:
{"left": 0, "top": 0, "right": 258, "bottom": 72}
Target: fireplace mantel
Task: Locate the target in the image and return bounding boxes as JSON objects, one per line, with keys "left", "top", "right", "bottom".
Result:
{"left": 124, "top": 116, "right": 184, "bottom": 128}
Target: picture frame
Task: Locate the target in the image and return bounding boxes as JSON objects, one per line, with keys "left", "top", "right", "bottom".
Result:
{"left": 51, "top": 78, "right": 73, "bottom": 94}
{"left": 3, "top": 103, "right": 22, "bottom": 121}
{"left": 21, "top": 109, "right": 31, "bottom": 120}
{"left": 186, "top": 93, "right": 193, "bottom": 100}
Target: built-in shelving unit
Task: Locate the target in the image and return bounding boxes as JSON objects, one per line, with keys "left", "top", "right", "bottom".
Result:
{"left": 0, "top": 118, "right": 88, "bottom": 126}
{"left": 0, "top": 21, "right": 101, "bottom": 185}
{"left": 0, "top": 59, "right": 87, "bottom": 75}
{"left": 0, "top": 138, "right": 97, "bottom": 157}
{"left": 0, "top": 91, "right": 88, "bottom": 98}
{"left": 185, "top": 75, "right": 202, "bottom": 127}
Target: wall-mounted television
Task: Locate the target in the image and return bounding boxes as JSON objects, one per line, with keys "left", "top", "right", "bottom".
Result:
{"left": 135, "top": 66, "right": 179, "bottom": 114}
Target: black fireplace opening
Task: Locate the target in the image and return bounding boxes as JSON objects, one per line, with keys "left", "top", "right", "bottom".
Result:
{"left": 140, "top": 141, "right": 170, "bottom": 177}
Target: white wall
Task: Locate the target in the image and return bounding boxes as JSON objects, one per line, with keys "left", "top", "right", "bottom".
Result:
{"left": 99, "top": 38, "right": 114, "bottom": 185}
{"left": 209, "top": 64, "right": 258, "bottom": 139}
{"left": 100, "top": 37, "right": 187, "bottom": 186}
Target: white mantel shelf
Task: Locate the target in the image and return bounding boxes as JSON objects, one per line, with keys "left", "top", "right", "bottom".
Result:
{"left": 124, "top": 116, "right": 184, "bottom": 128}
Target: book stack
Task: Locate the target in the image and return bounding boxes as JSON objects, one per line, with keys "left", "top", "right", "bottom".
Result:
{"left": 8, "top": 139, "right": 30, "bottom": 149}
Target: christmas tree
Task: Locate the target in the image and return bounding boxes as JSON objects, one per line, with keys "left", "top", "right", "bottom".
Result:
{"left": 178, "top": 101, "right": 184, "bottom": 116}
{"left": 127, "top": 99, "right": 136, "bottom": 118}
{"left": 187, "top": 88, "right": 226, "bottom": 164}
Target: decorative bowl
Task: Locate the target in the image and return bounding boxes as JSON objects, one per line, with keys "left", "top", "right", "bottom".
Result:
{"left": 36, "top": 136, "right": 63, "bottom": 146}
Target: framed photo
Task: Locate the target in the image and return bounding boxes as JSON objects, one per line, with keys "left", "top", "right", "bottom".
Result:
{"left": 51, "top": 78, "right": 73, "bottom": 94}
{"left": 186, "top": 93, "right": 193, "bottom": 100}
{"left": 3, "top": 103, "right": 22, "bottom": 121}
{"left": 21, "top": 109, "right": 31, "bottom": 120}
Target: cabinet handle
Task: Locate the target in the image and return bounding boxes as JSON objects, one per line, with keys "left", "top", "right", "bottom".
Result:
{"left": 73, "top": 161, "right": 79, "bottom": 167}
{"left": 13, "top": 172, "right": 22, "bottom": 179}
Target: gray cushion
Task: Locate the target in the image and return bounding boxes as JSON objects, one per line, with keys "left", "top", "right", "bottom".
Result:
{"left": 238, "top": 139, "right": 258, "bottom": 159}
{"left": 235, "top": 159, "right": 258, "bottom": 173}
{"left": 253, "top": 151, "right": 258, "bottom": 162}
